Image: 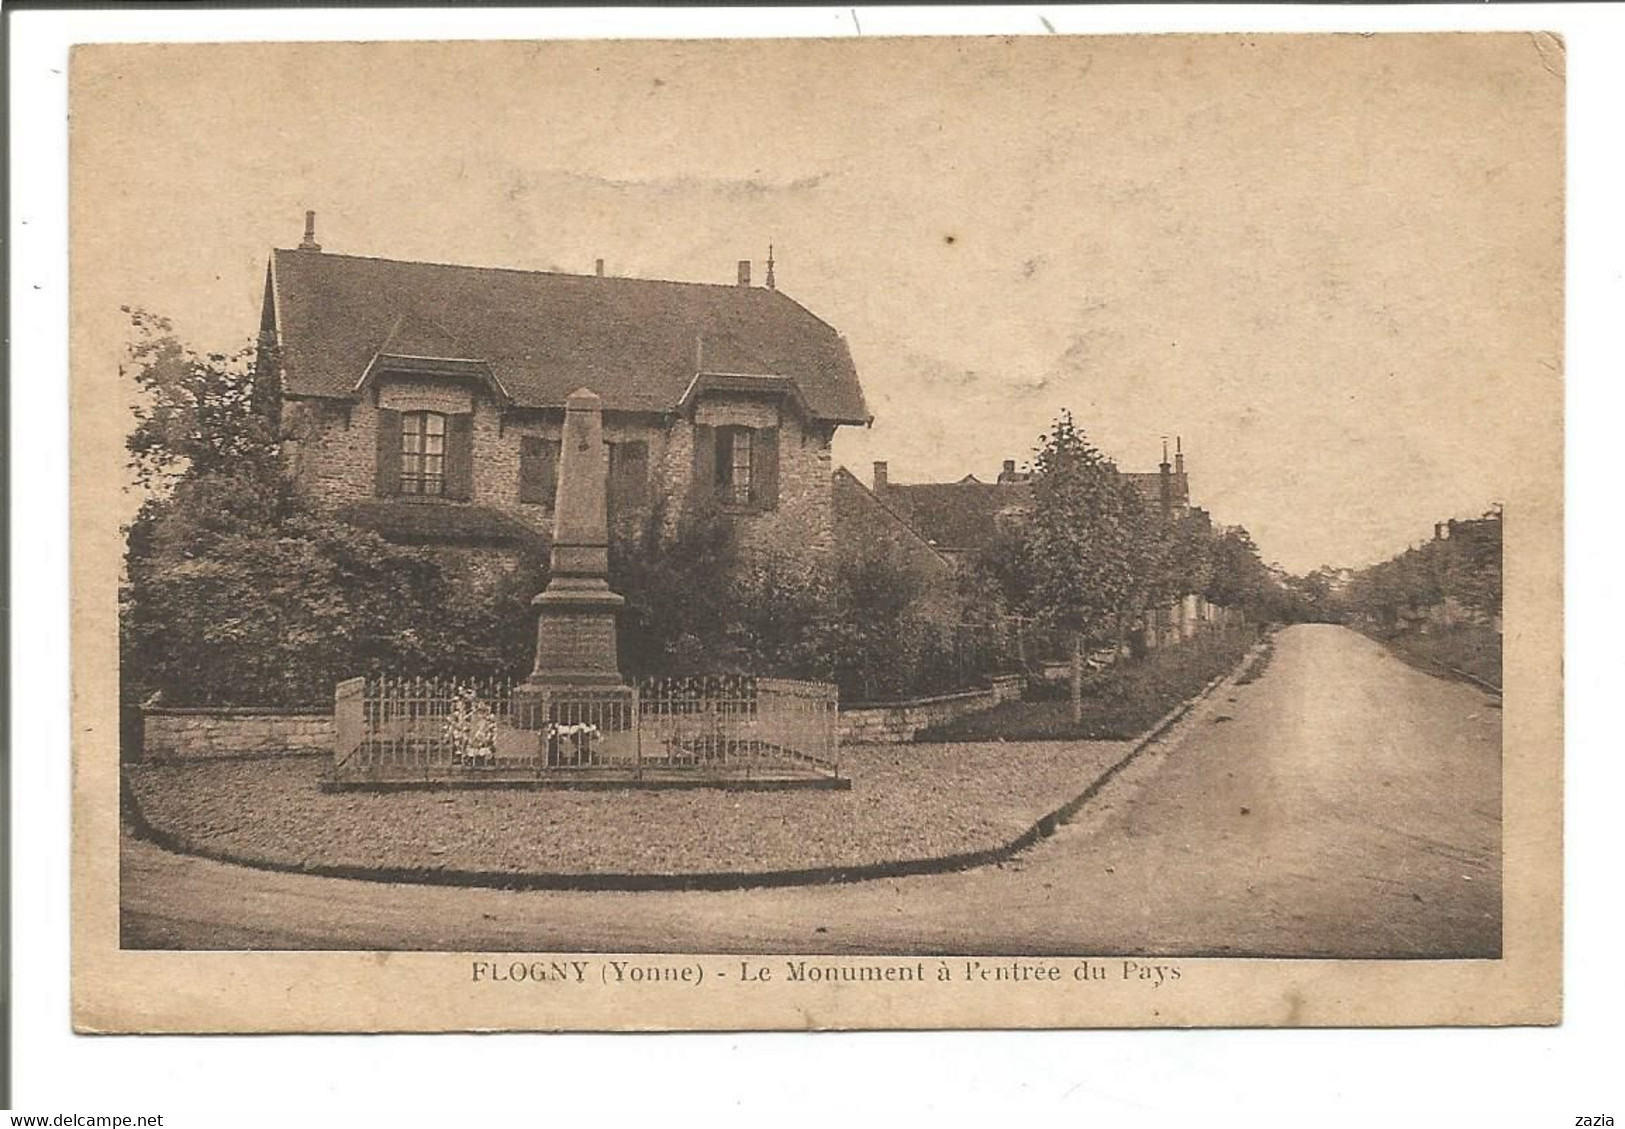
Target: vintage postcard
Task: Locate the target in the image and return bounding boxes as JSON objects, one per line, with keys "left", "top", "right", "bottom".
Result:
{"left": 71, "top": 33, "right": 1562, "bottom": 1032}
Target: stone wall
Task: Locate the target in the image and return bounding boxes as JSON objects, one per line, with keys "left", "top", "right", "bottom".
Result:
{"left": 286, "top": 382, "right": 835, "bottom": 575}
{"left": 693, "top": 394, "right": 834, "bottom": 570}
{"left": 139, "top": 707, "right": 333, "bottom": 761}
{"left": 141, "top": 671, "right": 1023, "bottom": 758}
{"left": 284, "top": 396, "right": 376, "bottom": 506}
{"left": 839, "top": 674, "right": 1025, "bottom": 745}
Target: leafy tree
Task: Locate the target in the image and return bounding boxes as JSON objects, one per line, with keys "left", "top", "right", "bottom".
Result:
{"left": 119, "top": 312, "right": 538, "bottom": 707}
{"left": 610, "top": 492, "right": 744, "bottom": 675}
{"left": 1446, "top": 510, "right": 1503, "bottom": 621}
{"left": 122, "top": 472, "right": 449, "bottom": 705}
{"left": 728, "top": 555, "right": 838, "bottom": 680}
{"left": 824, "top": 547, "right": 928, "bottom": 701}
{"left": 1022, "top": 411, "right": 1156, "bottom": 722}
{"left": 961, "top": 517, "right": 1026, "bottom": 612}
{"left": 1341, "top": 508, "right": 1501, "bottom": 633}
{"left": 1205, "top": 525, "right": 1273, "bottom": 617}
{"left": 123, "top": 307, "right": 275, "bottom": 491}
{"left": 1278, "top": 565, "right": 1346, "bottom": 623}
{"left": 1138, "top": 509, "right": 1216, "bottom": 623}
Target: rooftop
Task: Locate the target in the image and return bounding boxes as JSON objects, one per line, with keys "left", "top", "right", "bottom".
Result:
{"left": 265, "top": 238, "right": 869, "bottom": 424}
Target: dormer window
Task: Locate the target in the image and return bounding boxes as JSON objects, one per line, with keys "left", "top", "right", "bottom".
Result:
{"left": 375, "top": 405, "right": 473, "bottom": 500}
{"left": 400, "top": 411, "right": 447, "bottom": 496}
{"left": 719, "top": 426, "right": 753, "bottom": 505}
{"left": 692, "top": 423, "right": 779, "bottom": 512}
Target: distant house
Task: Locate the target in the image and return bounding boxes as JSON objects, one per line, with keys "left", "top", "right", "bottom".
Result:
{"left": 830, "top": 466, "right": 959, "bottom": 621}
{"left": 862, "top": 462, "right": 1031, "bottom": 572}
{"left": 868, "top": 441, "right": 1225, "bottom": 651}
{"left": 868, "top": 439, "right": 1203, "bottom": 571}
{"left": 256, "top": 215, "right": 869, "bottom": 583}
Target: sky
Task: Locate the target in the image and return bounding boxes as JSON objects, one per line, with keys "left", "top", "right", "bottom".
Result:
{"left": 72, "top": 34, "right": 1562, "bottom": 572}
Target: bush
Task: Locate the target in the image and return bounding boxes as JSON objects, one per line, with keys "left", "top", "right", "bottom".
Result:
{"left": 121, "top": 469, "right": 537, "bottom": 707}
{"left": 123, "top": 467, "right": 1011, "bottom": 709}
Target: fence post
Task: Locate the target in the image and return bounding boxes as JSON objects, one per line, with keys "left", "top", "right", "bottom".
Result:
{"left": 332, "top": 677, "right": 365, "bottom": 779}
{"left": 828, "top": 682, "right": 839, "bottom": 780}
{"left": 633, "top": 683, "right": 643, "bottom": 781}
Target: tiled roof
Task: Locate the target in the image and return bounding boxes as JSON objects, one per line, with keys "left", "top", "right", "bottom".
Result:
{"left": 1124, "top": 471, "right": 1188, "bottom": 510}
{"left": 831, "top": 467, "right": 954, "bottom": 573}
{"left": 878, "top": 481, "right": 1034, "bottom": 554}
{"left": 268, "top": 249, "right": 870, "bottom": 423}
{"left": 880, "top": 470, "right": 1188, "bottom": 553}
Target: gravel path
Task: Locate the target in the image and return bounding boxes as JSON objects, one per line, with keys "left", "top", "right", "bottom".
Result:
{"left": 126, "top": 740, "right": 1130, "bottom": 878}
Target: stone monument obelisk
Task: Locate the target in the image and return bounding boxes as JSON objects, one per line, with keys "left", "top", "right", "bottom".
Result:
{"left": 519, "top": 388, "right": 628, "bottom": 716}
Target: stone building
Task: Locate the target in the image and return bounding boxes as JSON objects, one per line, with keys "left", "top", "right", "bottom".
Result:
{"left": 864, "top": 461, "right": 1033, "bottom": 572}
{"left": 868, "top": 438, "right": 1199, "bottom": 568}
{"left": 830, "top": 466, "right": 959, "bottom": 622}
{"left": 256, "top": 216, "right": 870, "bottom": 584}
{"left": 868, "top": 441, "right": 1223, "bottom": 652}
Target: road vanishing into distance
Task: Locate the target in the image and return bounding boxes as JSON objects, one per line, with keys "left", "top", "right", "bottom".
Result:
{"left": 122, "top": 625, "right": 1502, "bottom": 958}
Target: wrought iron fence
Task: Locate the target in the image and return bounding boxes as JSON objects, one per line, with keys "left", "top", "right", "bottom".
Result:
{"left": 329, "top": 673, "right": 840, "bottom": 786}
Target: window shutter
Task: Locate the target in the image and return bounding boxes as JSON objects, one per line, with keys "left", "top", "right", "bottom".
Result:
{"left": 752, "top": 426, "right": 780, "bottom": 511}
{"left": 444, "top": 412, "right": 474, "bottom": 501}
{"left": 607, "top": 439, "right": 650, "bottom": 528}
{"left": 611, "top": 440, "right": 649, "bottom": 512}
{"left": 519, "top": 436, "right": 560, "bottom": 506}
{"left": 375, "top": 409, "right": 402, "bottom": 496}
{"left": 691, "top": 424, "right": 717, "bottom": 501}
{"left": 542, "top": 439, "right": 560, "bottom": 506}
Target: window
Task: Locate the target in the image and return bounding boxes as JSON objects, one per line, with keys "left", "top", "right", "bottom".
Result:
{"left": 693, "top": 423, "right": 779, "bottom": 512}
{"left": 718, "top": 427, "right": 753, "bottom": 505}
{"left": 400, "top": 411, "right": 447, "bottom": 496}
{"left": 518, "top": 436, "right": 561, "bottom": 506}
{"left": 607, "top": 440, "right": 650, "bottom": 519}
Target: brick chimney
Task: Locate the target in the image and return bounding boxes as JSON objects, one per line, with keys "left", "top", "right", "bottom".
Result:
{"left": 873, "top": 461, "right": 888, "bottom": 490}
{"left": 1174, "top": 435, "right": 1185, "bottom": 476}
{"left": 298, "top": 210, "right": 321, "bottom": 252}
{"left": 737, "top": 260, "right": 752, "bottom": 286}
{"left": 1159, "top": 437, "right": 1173, "bottom": 516}
{"left": 595, "top": 258, "right": 605, "bottom": 277}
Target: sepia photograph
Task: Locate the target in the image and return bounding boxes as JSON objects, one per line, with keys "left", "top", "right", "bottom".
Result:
{"left": 68, "top": 31, "right": 1562, "bottom": 1032}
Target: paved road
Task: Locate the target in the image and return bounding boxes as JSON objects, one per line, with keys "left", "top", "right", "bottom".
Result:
{"left": 123, "top": 625, "right": 1501, "bottom": 957}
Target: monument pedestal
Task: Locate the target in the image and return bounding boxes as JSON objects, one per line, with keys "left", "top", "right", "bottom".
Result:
{"left": 514, "top": 580, "right": 631, "bottom": 730}
{"left": 514, "top": 386, "right": 631, "bottom": 743}
{"left": 525, "top": 578, "right": 626, "bottom": 687}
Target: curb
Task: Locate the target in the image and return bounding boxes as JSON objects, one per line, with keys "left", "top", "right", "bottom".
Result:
{"left": 122, "top": 637, "right": 1267, "bottom": 895}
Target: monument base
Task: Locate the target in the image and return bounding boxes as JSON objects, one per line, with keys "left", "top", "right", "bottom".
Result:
{"left": 510, "top": 680, "right": 635, "bottom": 767}
{"left": 524, "top": 577, "right": 625, "bottom": 694}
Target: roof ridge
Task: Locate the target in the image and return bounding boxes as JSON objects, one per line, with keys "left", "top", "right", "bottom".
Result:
{"left": 886, "top": 480, "right": 1029, "bottom": 491}
{"left": 273, "top": 247, "right": 786, "bottom": 294}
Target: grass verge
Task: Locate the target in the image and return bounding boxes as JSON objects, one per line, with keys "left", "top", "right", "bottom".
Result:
{"left": 915, "top": 628, "right": 1261, "bottom": 742}
{"left": 1371, "top": 624, "right": 1501, "bottom": 691}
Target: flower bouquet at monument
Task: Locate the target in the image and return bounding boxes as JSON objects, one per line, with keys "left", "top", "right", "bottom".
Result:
{"left": 445, "top": 688, "right": 497, "bottom": 767}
